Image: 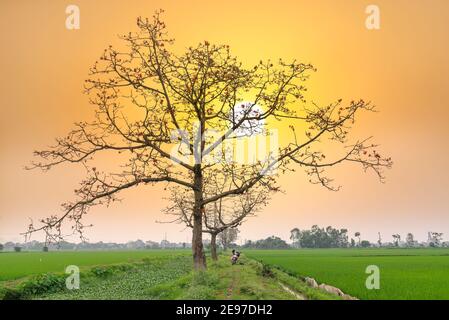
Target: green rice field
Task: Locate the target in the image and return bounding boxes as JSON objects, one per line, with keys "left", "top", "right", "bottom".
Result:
{"left": 0, "top": 250, "right": 190, "bottom": 281}
{"left": 246, "top": 248, "right": 449, "bottom": 300}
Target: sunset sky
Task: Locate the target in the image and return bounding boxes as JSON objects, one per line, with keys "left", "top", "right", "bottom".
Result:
{"left": 1, "top": 0, "right": 449, "bottom": 244}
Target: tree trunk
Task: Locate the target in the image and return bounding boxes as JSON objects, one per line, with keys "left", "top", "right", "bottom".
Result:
{"left": 222, "top": 234, "right": 228, "bottom": 251}
{"left": 192, "top": 164, "right": 206, "bottom": 270}
{"left": 210, "top": 233, "right": 218, "bottom": 261}
{"left": 192, "top": 212, "right": 206, "bottom": 269}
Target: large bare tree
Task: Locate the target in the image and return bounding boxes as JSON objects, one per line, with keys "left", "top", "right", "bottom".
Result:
{"left": 24, "top": 10, "right": 392, "bottom": 269}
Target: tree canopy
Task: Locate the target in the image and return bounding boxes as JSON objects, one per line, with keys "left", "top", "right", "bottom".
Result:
{"left": 24, "top": 10, "right": 392, "bottom": 269}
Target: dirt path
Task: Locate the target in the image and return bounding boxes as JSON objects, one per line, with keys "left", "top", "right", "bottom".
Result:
{"left": 226, "top": 265, "right": 241, "bottom": 299}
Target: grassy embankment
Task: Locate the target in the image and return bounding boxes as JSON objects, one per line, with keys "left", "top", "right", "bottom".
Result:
{"left": 143, "top": 255, "right": 337, "bottom": 300}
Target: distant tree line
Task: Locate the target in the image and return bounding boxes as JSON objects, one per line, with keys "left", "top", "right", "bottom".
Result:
{"left": 2, "top": 228, "right": 446, "bottom": 253}
{"left": 241, "top": 236, "right": 290, "bottom": 249}
{"left": 0, "top": 239, "right": 190, "bottom": 252}
{"left": 290, "top": 225, "right": 350, "bottom": 248}
{"left": 290, "top": 226, "right": 447, "bottom": 248}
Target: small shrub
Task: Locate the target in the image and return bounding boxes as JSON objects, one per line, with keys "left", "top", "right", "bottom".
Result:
{"left": 21, "top": 273, "right": 66, "bottom": 296}
{"left": 240, "top": 284, "right": 257, "bottom": 295}
{"left": 1, "top": 288, "right": 23, "bottom": 300}
{"left": 260, "top": 264, "right": 274, "bottom": 278}
{"left": 43, "top": 246, "right": 49, "bottom": 252}
{"left": 90, "top": 266, "right": 113, "bottom": 278}
{"left": 14, "top": 246, "right": 21, "bottom": 252}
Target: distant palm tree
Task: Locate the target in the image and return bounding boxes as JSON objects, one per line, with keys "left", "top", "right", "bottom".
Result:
{"left": 392, "top": 234, "right": 401, "bottom": 247}
{"left": 290, "top": 228, "right": 301, "bottom": 247}
{"left": 355, "top": 232, "right": 361, "bottom": 246}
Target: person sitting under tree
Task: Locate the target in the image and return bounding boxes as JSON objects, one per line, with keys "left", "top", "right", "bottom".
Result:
{"left": 231, "top": 249, "right": 241, "bottom": 265}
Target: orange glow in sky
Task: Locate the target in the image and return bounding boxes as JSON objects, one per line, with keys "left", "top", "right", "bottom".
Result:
{"left": 1, "top": 0, "right": 449, "bottom": 244}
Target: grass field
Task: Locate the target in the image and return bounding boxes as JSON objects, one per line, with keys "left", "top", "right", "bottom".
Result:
{"left": 2, "top": 248, "right": 449, "bottom": 300}
{"left": 246, "top": 248, "right": 449, "bottom": 300}
{"left": 0, "top": 250, "right": 190, "bottom": 281}
{"left": 0, "top": 251, "right": 331, "bottom": 300}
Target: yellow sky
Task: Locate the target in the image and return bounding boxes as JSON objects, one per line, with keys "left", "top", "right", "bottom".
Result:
{"left": 1, "top": 0, "right": 449, "bottom": 243}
